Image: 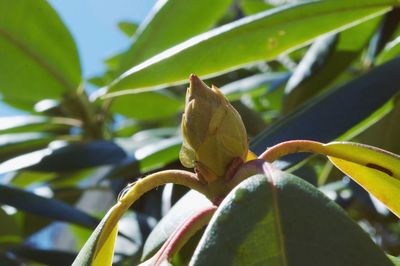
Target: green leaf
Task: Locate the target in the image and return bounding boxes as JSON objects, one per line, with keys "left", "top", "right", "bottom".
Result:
{"left": 250, "top": 57, "right": 400, "bottom": 169}
{"left": 142, "top": 191, "right": 212, "bottom": 260}
{"left": 220, "top": 72, "right": 289, "bottom": 101}
{"left": 10, "top": 247, "right": 76, "bottom": 266}
{"left": 376, "top": 36, "right": 400, "bottom": 64}
{"left": 108, "top": 91, "right": 183, "bottom": 121}
{"left": 136, "top": 136, "right": 182, "bottom": 172}
{"left": 118, "top": 21, "right": 139, "bottom": 37}
{"left": 72, "top": 203, "right": 120, "bottom": 266}
{"left": 0, "top": 116, "right": 79, "bottom": 134}
{"left": 0, "top": 185, "right": 98, "bottom": 228}
{"left": 366, "top": 7, "right": 400, "bottom": 65}
{"left": 117, "top": 0, "right": 233, "bottom": 73}
{"left": 0, "top": 0, "right": 81, "bottom": 103}
{"left": 108, "top": 0, "right": 396, "bottom": 92}
{"left": 191, "top": 162, "right": 392, "bottom": 265}
{"left": 0, "top": 141, "right": 128, "bottom": 174}
{"left": 324, "top": 141, "right": 400, "bottom": 217}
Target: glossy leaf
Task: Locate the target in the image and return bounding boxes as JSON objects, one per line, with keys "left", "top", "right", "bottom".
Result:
{"left": 0, "top": 141, "right": 128, "bottom": 174}
{"left": 0, "top": 185, "right": 98, "bottom": 228}
{"left": 108, "top": 0, "right": 395, "bottom": 92}
{"left": 191, "top": 162, "right": 392, "bottom": 265}
{"left": 325, "top": 142, "right": 400, "bottom": 217}
{"left": 250, "top": 57, "right": 400, "bottom": 169}
{"left": 117, "top": 0, "right": 233, "bottom": 72}
{"left": 0, "top": 0, "right": 81, "bottom": 103}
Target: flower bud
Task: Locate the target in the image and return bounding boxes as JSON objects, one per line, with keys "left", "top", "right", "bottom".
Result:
{"left": 180, "top": 74, "right": 248, "bottom": 182}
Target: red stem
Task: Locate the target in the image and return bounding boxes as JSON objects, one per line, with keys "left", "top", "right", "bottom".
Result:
{"left": 154, "top": 205, "right": 217, "bottom": 265}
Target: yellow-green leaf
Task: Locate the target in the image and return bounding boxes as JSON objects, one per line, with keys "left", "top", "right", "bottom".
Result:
{"left": 92, "top": 224, "right": 118, "bottom": 266}
{"left": 325, "top": 142, "right": 400, "bottom": 217}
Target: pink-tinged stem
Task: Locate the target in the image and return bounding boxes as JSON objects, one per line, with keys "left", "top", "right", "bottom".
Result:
{"left": 259, "top": 140, "right": 326, "bottom": 162}
{"left": 153, "top": 206, "right": 217, "bottom": 265}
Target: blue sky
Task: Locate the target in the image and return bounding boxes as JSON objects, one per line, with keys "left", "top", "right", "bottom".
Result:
{"left": 48, "top": 0, "right": 156, "bottom": 78}
{"left": 0, "top": 0, "right": 155, "bottom": 116}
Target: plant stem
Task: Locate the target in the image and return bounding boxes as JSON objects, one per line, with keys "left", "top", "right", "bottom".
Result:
{"left": 259, "top": 140, "right": 327, "bottom": 162}
{"left": 93, "top": 170, "right": 208, "bottom": 261}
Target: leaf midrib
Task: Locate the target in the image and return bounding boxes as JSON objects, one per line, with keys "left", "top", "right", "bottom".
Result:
{"left": 0, "top": 27, "right": 76, "bottom": 92}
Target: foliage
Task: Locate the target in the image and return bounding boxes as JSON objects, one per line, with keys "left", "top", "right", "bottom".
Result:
{"left": 0, "top": 0, "right": 399, "bottom": 265}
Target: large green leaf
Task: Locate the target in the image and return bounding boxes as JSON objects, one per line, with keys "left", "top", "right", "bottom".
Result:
{"left": 117, "top": 0, "right": 233, "bottom": 73}
{"left": 0, "top": 0, "right": 81, "bottom": 103}
{"left": 0, "top": 185, "right": 98, "bottom": 228}
{"left": 250, "top": 57, "right": 400, "bottom": 169}
{"left": 108, "top": 91, "right": 182, "bottom": 121}
{"left": 108, "top": 0, "right": 396, "bottom": 92}
{"left": 191, "top": 161, "right": 392, "bottom": 265}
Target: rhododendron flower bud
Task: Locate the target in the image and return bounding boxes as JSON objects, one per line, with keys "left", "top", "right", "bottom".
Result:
{"left": 180, "top": 74, "right": 248, "bottom": 183}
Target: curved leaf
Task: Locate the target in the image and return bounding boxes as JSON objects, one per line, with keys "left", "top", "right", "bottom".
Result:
{"left": 0, "top": 185, "right": 98, "bottom": 228}
{"left": 117, "top": 0, "right": 233, "bottom": 72}
{"left": 0, "top": 0, "right": 81, "bottom": 103}
{"left": 325, "top": 141, "right": 400, "bottom": 217}
{"left": 108, "top": 0, "right": 395, "bottom": 92}
{"left": 250, "top": 57, "right": 400, "bottom": 169}
{"left": 191, "top": 161, "right": 392, "bottom": 265}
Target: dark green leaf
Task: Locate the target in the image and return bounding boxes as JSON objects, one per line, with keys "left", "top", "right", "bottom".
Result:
{"left": 0, "top": 185, "right": 98, "bottom": 228}
{"left": 191, "top": 161, "right": 391, "bottom": 265}
{"left": 0, "top": 0, "right": 81, "bottom": 103}
{"left": 284, "top": 17, "right": 381, "bottom": 112}
{"left": 250, "top": 57, "right": 400, "bottom": 169}
{"left": 0, "top": 141, "right": 128, "bottom": 174}
{"left": 108, "top": 0, "right": 395, "bottom": 92}
{"left": 11, "top": 247, "right": 76, "bottom": 266}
